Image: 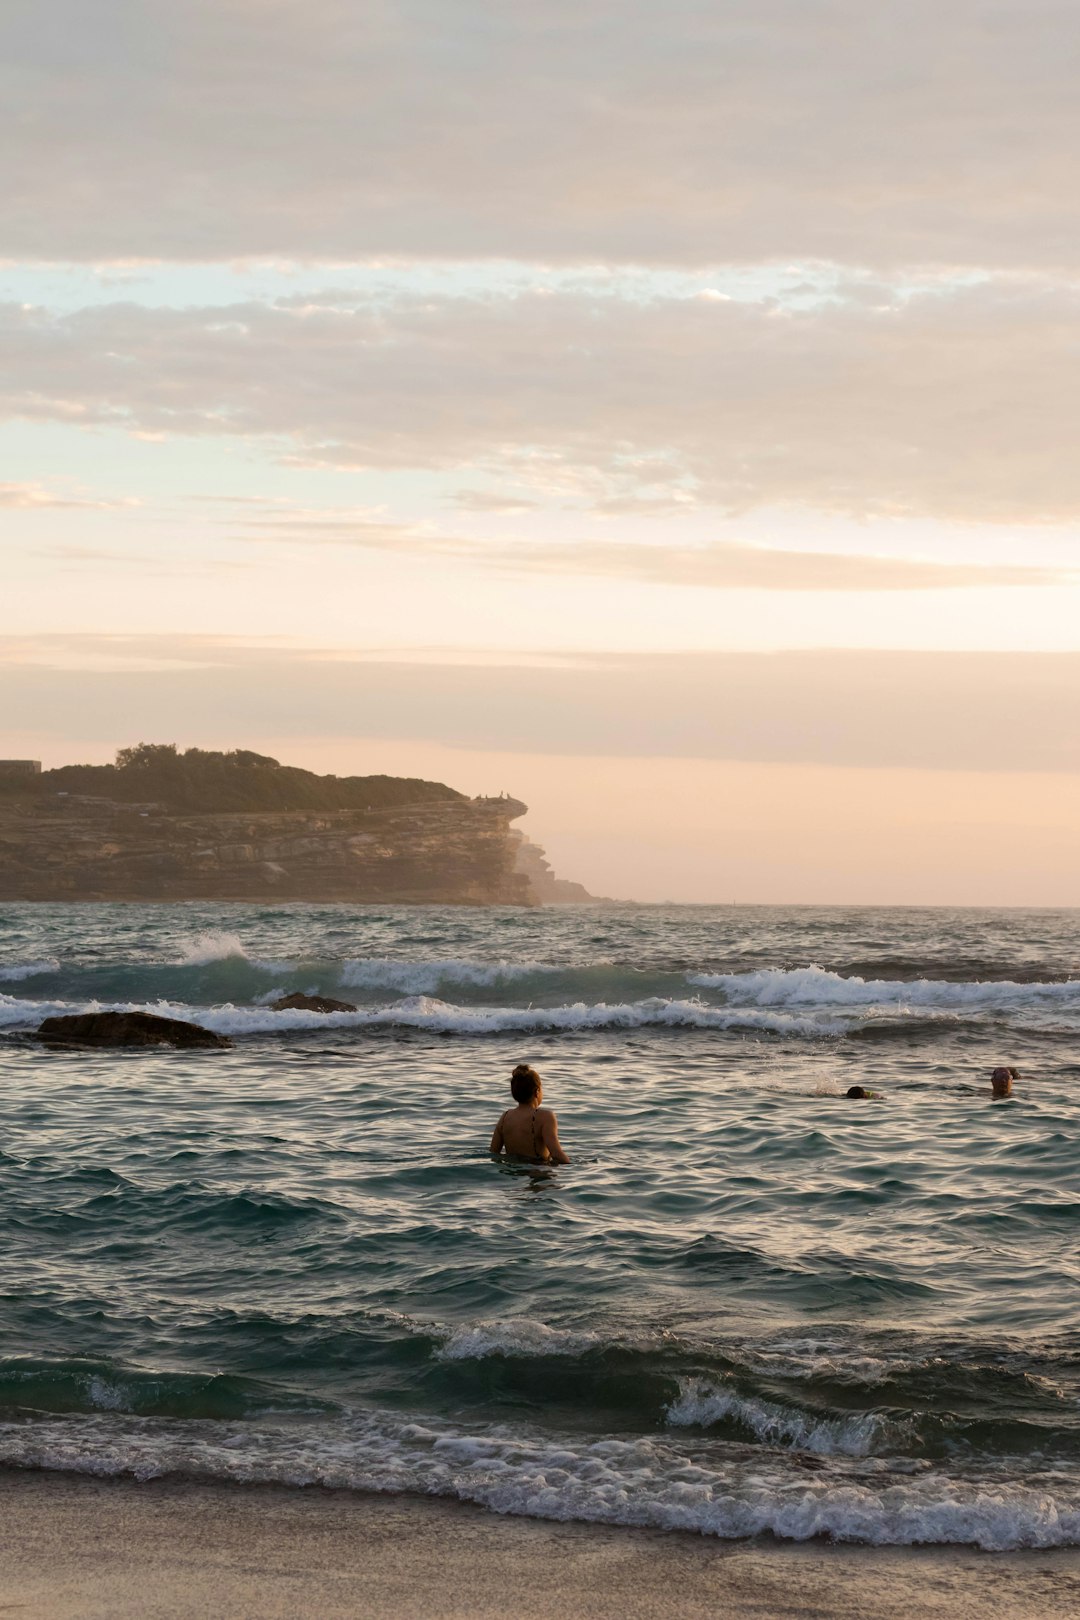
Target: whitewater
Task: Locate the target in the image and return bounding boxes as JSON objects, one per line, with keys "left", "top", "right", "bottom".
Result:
{"left": 1, "top": 901, "right": 1079, "bottom": 1550}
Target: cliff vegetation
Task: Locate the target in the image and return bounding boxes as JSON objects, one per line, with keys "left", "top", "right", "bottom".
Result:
{"left": 0, "top": 744, "right": 462, "bottom": 815}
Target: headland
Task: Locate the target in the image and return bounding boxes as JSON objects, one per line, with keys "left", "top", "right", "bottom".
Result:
{"left": 0, "top": 745, "right": 593, "bottom": 906}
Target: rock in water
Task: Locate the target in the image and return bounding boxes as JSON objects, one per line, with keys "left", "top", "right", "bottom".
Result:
{"left": 269, "top": 992, "right": 358, "bottom": 1014}
{"left": 35, "top": 1011, "right": 231, "bottom": 1049}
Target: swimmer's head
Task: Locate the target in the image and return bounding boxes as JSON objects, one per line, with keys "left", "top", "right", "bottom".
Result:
{"left": 846, "top": 1085, "right": 872, "bottom": 1099}
{"left": 991, "top": 1066, "right": 1018, "bottom": 1097}
{"left": 510, "top": 1063, "right": 542, "bottom": 1104}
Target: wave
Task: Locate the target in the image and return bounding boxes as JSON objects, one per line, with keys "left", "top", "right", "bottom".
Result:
{"left": 428, "top": 1319, "right": 923, "bottom": 1386}
{"left": 665, "top": 1376, "right": 894, "bottom": 1456}
{"left": 435, "top": 1319, "right": 607, "bottom": 1361}
{"left": 2, "top": 1405, "right": 1078, "bottom": 1549}
{"left": 0, "top": 990, "right": 840, "bottom": 1038}
{"left": 6, "top": 947, "right": 1080, "bottom": 1038}
{"left": 0, "top": 958, "right": 60, "bottom": 981}
{"left": 4, "top": 1322, "right": 1076, "bottom": 1448}
{"left": 176, "top": 931, "right": 250, "bottom": 965}
{"left": 176, "top": 931, "right": 294, "bottom": 974}
{"left": 340, "top": 957, "right": 557, "bottom": 994}
{"left": 3, "top": 1314, "right": 1080, "bottom": 1550}
{"left": 831, "top": 956, "right": 1079, "bottom": 985}
{"left": 0, "top": 1357, "right": 332, "bottom": 1421}
{"left": 687, "top": 964, "right": 1080, "bottom": 1009}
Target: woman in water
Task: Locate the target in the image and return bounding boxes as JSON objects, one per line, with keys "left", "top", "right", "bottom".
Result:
{"left": 490, "top": 1064, "right": 570, "bottom": 1164}
{"left": 991, "top": 1066, "right": 1019, "bottom": 1098}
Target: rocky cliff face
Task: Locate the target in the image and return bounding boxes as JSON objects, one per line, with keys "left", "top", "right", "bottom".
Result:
{"left": 0, "top": 793, "right": 538, "bottom": 905}
{"left": 512, "top": 833, "right": 597, "bottom": 903}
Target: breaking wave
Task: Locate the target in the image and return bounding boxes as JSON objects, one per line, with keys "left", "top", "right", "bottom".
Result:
{"left": 175, "top": 931, "right": 294, "bottom": 974}
{"left": 688, "top": 964, "right": 1080, "bottom": 1009}
{"left": 0, "top": 990, "right": 843, "bottom": 1038}
{"left": 340, "top": 957, "right": 555, "bottom": 993}
{"left": 2, "top": 1404, "right": 1078, "bottom": 1550}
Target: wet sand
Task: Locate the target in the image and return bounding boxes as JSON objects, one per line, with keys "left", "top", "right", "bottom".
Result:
{"left": 2, "top": 1469, "right": 1078, "bottom": 1620}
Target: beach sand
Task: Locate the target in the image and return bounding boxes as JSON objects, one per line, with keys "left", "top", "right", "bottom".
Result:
{"left": 2, "top": 1469, "right": 1079, "bottom": 1620}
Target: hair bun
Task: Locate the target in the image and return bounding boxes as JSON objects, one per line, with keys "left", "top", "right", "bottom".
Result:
{"left": 509, "top": 1062, "right": 542, "bottom": 1103}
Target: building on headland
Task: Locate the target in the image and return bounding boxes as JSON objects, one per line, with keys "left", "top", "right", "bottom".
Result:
{"left": 0, "top": 760, "right": 41, "bottom": 778}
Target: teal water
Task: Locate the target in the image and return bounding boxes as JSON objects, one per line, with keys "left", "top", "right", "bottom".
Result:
{"left": 1, "top": 903, "right": 1079, "bottom": 1547}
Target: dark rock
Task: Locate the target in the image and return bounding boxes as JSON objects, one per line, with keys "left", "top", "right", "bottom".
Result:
{"left": 269, "top": 992, "right": 359, "bottom": 1014}
{"left": 35, "top": 1011, "right": 231, "bottom": 1049}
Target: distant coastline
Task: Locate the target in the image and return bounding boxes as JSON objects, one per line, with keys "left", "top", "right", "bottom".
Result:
{"left": 0, "top": 745, "right": 596, "bottom": 906}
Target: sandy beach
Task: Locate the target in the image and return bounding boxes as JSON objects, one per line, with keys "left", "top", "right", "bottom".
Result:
{"left": 1, "top": 1469, "right": 1077, "bottom": 1620}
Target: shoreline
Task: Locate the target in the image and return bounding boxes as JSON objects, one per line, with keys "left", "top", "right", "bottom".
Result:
{"left": 3, "top": 1469, "right": 1079, "bottom": 1620}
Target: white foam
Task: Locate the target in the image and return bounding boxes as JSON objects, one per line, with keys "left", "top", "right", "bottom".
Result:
{"left": 175, "top": 933, "right": 292, "bottom": 974}
{"left": 687, "top": 965, "right": 1080, "bottom": 1010}
{"left": 340, "top": 958, "right": 555, "bottom": 993}
{"left": 665, "top": 1377, "right": 890, "bottom": 1457}
{"left": 199, "top": 995, "right": 834, "bottom": 1038}
{"left": 86, "top": 1376, "right": 129, "bottom": 1412}
{"left": 177, "top": 932, "right": 249, "bottom": 965}
{"left": 436, "top": 1319, "right": 604, "bottom": 1361}
{"left": 1, "top": 1409, "right": 1077, "bottom": 1550}
{"left": 0, "top": 992, "right": 95, "bottom": 1028}
{"left": 0, "top": 989, "right": 840, "bottom": 1037}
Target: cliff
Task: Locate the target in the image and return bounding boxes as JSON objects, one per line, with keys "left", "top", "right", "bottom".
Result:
{"left": 0, "top": 746, "right": 600, "bottom": 905}
{"left": 0, "top": 791, "right": 537, "bottom": 904}
{"left": 512, "top": 834, "right": 598, "bottom": 904}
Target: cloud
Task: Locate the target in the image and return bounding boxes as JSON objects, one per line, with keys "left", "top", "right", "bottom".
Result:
{"left": 223, "top": 506, "right": 1063, "bottom": 590}
{"left": 3, "top": 2, "right": 1080, "bottom": 269}
{"left": 0, "top": 481, "right": 134, "bottom": 510}
{"left": 32, "top": 546, "right": 136, "bottom": 564}
{"left": 3, "top": 636, "right": 1079, "bottom": 774}
{"left": 475, "top": 540, "right": 1061, "bottom": 591}
{"left": 7, "top": 280, "right": 1080, "bottom": 522}
{"left": 451, "top": 491, "right": 540, "bottom": 515}
{"left": 0, "top": 632, "right": 323, "bottom": 663}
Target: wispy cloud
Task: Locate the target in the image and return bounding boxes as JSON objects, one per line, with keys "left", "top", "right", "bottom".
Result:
{"left": 0, "top": 481, "right": 136, "bottom": 510}
{"left": 7, "top": 280, "right": 1080, "bottom": 523}
{"left": 3, "top": 636, "right": 1079, "bottom": 774}
{"left": 451, "top": 491, "right": 540, "bottom": 515}
{"left": 222, "top": 505, "right": 1066, "bottom": 591}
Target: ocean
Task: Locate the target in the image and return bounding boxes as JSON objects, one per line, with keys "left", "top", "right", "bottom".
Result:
{"left": 1, "top": 902, "right": 1078, "bottom": 1550}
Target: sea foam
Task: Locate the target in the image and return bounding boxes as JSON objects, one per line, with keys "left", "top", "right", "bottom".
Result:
{"left": 340, "top": 957, "right": 555, "bottom": 994}
{"left": 176, "top": 932, "right": 293, "bottom": 974}
{"left": 435, "top": 1319, "right": 605, "bottom": 1361}
{"left": 0, "top": 992, "right": 836, "bottom": 1038}
{"left": 688, "top": 964, "right": 1080, "bottom": 1008}
{"left": 1, "top": 1408, "right": 1077, "bottom": 1550}
{"left": 665, "top": 1376, "right": 892, "bottom": 1456}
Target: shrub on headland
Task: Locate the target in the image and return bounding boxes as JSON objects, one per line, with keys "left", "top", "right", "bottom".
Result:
{"left": 7, "top": 744, "right": 463, "bottom": 815}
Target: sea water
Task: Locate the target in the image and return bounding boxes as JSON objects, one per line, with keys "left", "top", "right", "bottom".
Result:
{"left": 1, "top": 902, "right": 1078, "bottom": 1549}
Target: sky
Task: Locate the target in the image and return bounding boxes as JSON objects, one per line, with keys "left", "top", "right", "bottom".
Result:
{"left": 4, "top": 1, "right": 1080, "bottom": 903}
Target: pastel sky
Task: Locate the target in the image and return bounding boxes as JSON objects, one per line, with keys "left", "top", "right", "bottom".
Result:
{"left": 5, "top": 2, "right": 1080, "bottom": 902}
